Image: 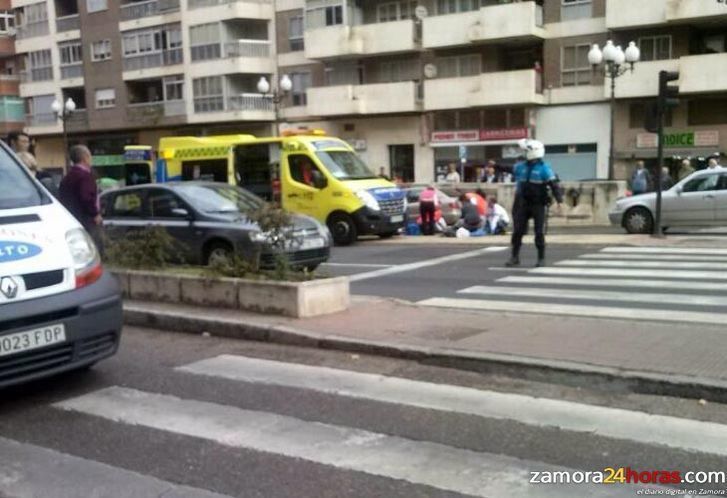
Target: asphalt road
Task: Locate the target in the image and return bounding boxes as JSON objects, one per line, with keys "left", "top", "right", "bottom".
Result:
{"left": 3, "top": 327, "right": 727, "bottom": 497}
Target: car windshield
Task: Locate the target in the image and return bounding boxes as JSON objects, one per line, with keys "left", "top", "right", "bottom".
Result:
{"left": 176, "top": 184, "right": 263, "bottom": 214}
{"left": 0, "top": 150, "right": 48, "bottom": 209}
{"left": 315, "top": 150, "right": 377, "bottom": 180}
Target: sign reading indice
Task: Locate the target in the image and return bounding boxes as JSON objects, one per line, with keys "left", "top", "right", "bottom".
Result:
{"left": 636, "top": 130, "right": 720, "bottom": 149}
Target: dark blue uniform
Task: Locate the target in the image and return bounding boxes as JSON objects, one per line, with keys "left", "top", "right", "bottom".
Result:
{"left": 510, "top": 159, "right": 563, "bottom": 264}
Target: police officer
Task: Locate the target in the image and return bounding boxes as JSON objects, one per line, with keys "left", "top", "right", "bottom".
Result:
{"left": 506, "top": 139, "right": 563, "bottom": 268}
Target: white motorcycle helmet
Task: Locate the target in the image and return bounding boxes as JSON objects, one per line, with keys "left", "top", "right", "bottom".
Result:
{"left": 518, "top": 139, "right": 545, "bottom": 161}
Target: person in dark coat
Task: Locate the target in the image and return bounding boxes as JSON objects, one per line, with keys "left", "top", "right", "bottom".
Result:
{"left": 58, "top": 145, "right": 103, "bottom": 252}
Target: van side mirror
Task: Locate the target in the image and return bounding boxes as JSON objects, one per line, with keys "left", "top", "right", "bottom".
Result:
{"left": 675, "top": 186, "right": 682, "bottom": 195}
{"left": 312, "top": 170, "right": 327, "bottom": 189}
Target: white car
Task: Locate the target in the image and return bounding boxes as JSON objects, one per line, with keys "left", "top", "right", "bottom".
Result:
{"left": 609, "top": 168, "right": 727, "bottom": 233}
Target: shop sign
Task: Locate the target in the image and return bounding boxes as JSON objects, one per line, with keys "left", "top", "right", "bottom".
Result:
{"left": 479, "top": 127, "right": 529, "bottom": 141}
{"left": 92, "top": 155, "right": 124, "bottom": 167}
{"left": 431, "top": 130, "right": 479, "bottom": 143}
{"left": 636, "top": 131, "right": 719, "bottom": 149}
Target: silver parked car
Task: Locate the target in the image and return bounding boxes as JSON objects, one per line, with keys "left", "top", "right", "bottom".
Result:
{"left": 404, "top": 187, "right": 462, "bottom": 225}
{"left": 610, "top": 168, "right": 727, "bottom": 233}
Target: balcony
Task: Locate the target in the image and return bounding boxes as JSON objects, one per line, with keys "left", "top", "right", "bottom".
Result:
{"left": 60, "top": 63, "right": 83, "bottom": 81}
{"left": 224, "top": 39, "right": 270, "bottom": 58}
{"left": 189, "top": 40, "right": 273, "bottom": 76}
{"left": 306, "top": 81, "right": 421, "bottom": 117}
{"left": 126, "top": 100, "right": 186, "bottom": 123}
{"left": 191, "top": 93, "right": 273, "bottom": 122}
{"left": 424, "top": 69, "right": 543, "bottom": 111}
{"left": 25, "top": 112, "right": 56, "bottom": 126}
{"left": 123, "top": 49, "right": 183, "bottom": 72}
{"left": 606, "top": 59, "right": 679, "bottom": 99}
{"left": 186, "top": 0, "right": 272, "bottom": 22}
{"left": 120, "top": 0, "right": 180, "bottom": 21}
{"left": 667, "top": 0, "right": 727, "bottom": 24}
{"left": 423, "top": 1, "right": 544, "bottom": 50}
{"left": 227, "top": 93, "right": 272, "bottom": 112}
{"left": 680, "top": 53, "right": 727, "bottom": 95}
{"left": 56, "top": 14, "right": 80, "bottom": 33}
{"left": 16, "top": 21, "right": 49, "bottom": 40}
{"left": 19, "top": 67, "right": 53, "bottom": 83}
{"left": 304, "top": 20, "right": 418, "bottom": 60}
{"left": 607, "top": 0, "right": 727, "bottom": 29}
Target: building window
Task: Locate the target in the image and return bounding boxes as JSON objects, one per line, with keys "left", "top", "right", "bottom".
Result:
{"left": 629, "top": 102, "right": 672, "bottom": 128}
{"left": 193, "top": 76, "right": 224, "bottom": 113}
{"left": 164, "top": 75, "right": 184, "bottom": 101}
{"left": 26, "top": 50, "right": 53, "bottom": 82}
{"left": 290, "top": 72, "right": 311, "bottom": 106}
{"left": 378, "top": 58, "right": 418, "bottom": 83}
{"left": 190, "top": 23, "right": 221, "bottom": 61}
{"left": 91, "top": 40, "right": 112, "bottom": 61}
{"left": 688, "top": 98, "right": 727, "bottom": 126}
{"left": 561, "top": 0, "right": 591, "bottom": 20}
{"left": 289, "top": 15, "right": 304, "bottom": 51}
{"left": 437, "top": 0, "right": 480, "bottom": 15}
{"left": 26, "top": 94, "right": 56, "bottom": 124}
{"left": 59, "top": 42, "right": 83, "bottom": 65}
{"left": 325, "top": 62, "right": 362, "bottom": 86}
{"left": 325, "top": 5, "right": 342, "bottom": 25}
{"left": 561, "top": 44, "right": 591, "bottom": 86}
{"left": 638, "top": 35, "right": 672, "bottom": 61}
{"left": 86, "top": 0, "right": 107, "bottom": 13}
{"left": 20, "top": 3, "right": 47, "bottom": 24}
{"left": 305, "top": 1, "right": 344, "bottom": 29}
{"left": 95, "top": 88, "right": 116, "bottom": 108}
{"left": 377, "top": 1, "right": 418, "bottom": 22}
{"left": 436, "top": 54, "right": 481, "bottom": 78}
{"left": 0, "top": 11, "right": 15, "bottom": 33}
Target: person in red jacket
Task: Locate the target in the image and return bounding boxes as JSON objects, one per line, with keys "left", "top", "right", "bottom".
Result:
{"left": 418, "top": 185, "right": 439, "bottom": 235}
{"left": 59, "top": 145, "right": 103, "bottom": 252}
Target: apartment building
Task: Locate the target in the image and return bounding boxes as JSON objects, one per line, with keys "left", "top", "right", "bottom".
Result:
{"left": 12, "top": 0, "right": 727, "bottom": 181}
{"left": 0, "top": 0, "right": 23, "bottom": 135}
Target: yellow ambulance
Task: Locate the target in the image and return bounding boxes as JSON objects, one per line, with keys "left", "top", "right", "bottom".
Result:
{"left": 155, "top": 131, "right": 406, "bottom": 245}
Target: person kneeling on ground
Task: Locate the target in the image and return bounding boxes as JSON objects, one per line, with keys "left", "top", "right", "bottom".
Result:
{"left": 485, "top": 196, "right": 510, "bottom": 235}
{"left": 456, "top": 193, "right": 483, "bottom": 232}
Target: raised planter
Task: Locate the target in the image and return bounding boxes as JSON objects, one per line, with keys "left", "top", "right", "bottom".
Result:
{"left": 112, "top": 269, "right": 350, "bottom": 318}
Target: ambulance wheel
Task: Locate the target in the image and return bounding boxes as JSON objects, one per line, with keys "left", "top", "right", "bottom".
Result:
{"left": 328, "top": 213, "right": 357, "bottom": 246}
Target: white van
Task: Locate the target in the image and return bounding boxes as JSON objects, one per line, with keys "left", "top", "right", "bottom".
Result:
{"left": 0, "top": 144, "right": 122, "bottom": 388}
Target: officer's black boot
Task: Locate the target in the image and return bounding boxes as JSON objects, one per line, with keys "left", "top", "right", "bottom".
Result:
{"left": 535, "top": 248, "right": 545, "bottom": 267}
{"left": 505, "top": 250, "right": 520, "bottom": 267}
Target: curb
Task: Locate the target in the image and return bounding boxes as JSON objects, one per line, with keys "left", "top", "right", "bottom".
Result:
{"left": 124, "top": 305, "right": 727, "bottom": 403}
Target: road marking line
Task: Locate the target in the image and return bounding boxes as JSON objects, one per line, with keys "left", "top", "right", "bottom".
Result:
{"left": 54, "top": 386, "right": 637, "bottom": 498}
{"left": 458, "top": 285, "right": 727, "bottom": 307}
{"left": 557, "top": 259, "right": 727, "bottom": 270}
{"left": 601, "top": 247, "right": 727, "bottom": 256}
{"left": 531, "top": 266, "right": 727, "bottom": 281}
{"left": 349, "top": 246, "right": 508, "bottom": 282}
{"left": 177, "top": 355, "right": 727, "bottom": 458}
{"left": 580, "top": 253, "right": 727, "bottom": 262}
{"left": 487, "top": 267, "right": 533, "bottom": 272}
{"left": 0, "top": 436, "right": 232, "bottom": 498}
{"left": 498, "top": 275, "right": 727, "bottom": 292}
{"left": 418, "top": 297, "right": 727, "bottom": 326}
{"left": 321, "top": 263, "right": 392, "bottom": 268}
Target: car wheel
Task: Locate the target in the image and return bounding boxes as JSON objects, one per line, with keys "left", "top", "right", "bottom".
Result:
{"left": 206, "top": 242, "right": 233, "bottom": 266}
{"left": 624, "top": 207, "right": 653, "bottom": 234}
{"left": 327, "top": 213, "right": 357, "bottom": 246}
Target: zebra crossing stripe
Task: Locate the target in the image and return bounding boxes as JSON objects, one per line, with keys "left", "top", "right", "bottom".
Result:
{"left": 418, "top": 297, "right": 727, "bottom": 326}
{"left": 498, "top": 275, "right": 727, "bottom": 292}
{"left": 601, "top": 247, "right": 727, "bottom": 256}
{"left": 54, "top": 386, "right": 659, "bottom": 497}
{"left": 558, "top": 259, "right": 727, "bottom": 270}
{"left": 458, "top": 285, "right": 727, "bottom": 307}
{"left": 579, "top": 253, "right": 727, "bottom": 262}
{"left": 0, "top": 436, "right": 232, "bottom": 498}
{"left": 177, "top": 355, "right": 727, "bottom": 458}
{"left": 531, "top": 266, "right": 727, "bottom": 281}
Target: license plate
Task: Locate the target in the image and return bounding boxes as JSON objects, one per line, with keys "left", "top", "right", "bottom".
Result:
{"left": 390, "top": 215, "right": 404, "bottom": 223}
{"left": 0, "top": 324, "right": 66, "bottom": 357}
{"left": 300, "top": 237, "right": 325, "bottom": 250}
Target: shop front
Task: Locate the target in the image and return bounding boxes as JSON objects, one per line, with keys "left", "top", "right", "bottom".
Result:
{"left": 621, "top": 129, "right": 722, "bottom": 177}
{"left": 431, "top": 127, "right": 530, "bottom": 182}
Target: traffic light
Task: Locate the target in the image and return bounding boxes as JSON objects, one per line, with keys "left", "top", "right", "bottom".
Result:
{"left": 658, "top": 70, "right": 680, "bottom": 112}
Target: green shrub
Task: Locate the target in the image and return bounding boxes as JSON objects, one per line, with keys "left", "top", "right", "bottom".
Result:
{"left": 103, "top": 226, "right": 185, "bottom": 270}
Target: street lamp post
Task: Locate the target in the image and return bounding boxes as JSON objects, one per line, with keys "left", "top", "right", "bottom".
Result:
{"left": 257, "top": 75, "right": 293, "bottom": 135}
{"left": 588, "top": 40, "right": 640, "bottom": 181}
{"left": 51, "top": 97, "right": 76, "bottom": 171}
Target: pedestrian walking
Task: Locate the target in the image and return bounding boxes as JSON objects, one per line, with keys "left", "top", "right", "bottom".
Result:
{"left": 677, "top": 158, "right": 694, "bottom": 180}
{"left": 505, "top": 139, "right": 563, "bottom": 268}
{"left": 660, "top": 166, "right": 674, "bottom": 190}
{"left": 58, "top": 145, "right": 104, "bottom": 254}
{"left": 418, "top": 184, "right": 439, "bottom": 236}
{"left": 631, "top": 161, "right": 650, "bottom": 195}
{"left": 708, "top": 156, "right": 723, "bottom": 169}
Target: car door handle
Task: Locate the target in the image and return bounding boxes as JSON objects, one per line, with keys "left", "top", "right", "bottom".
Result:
{"left": 704, "top": 194, "right": 715, "bottom": 199}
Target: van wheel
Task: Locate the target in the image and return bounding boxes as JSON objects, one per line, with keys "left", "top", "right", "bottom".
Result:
{"left": 328, "top": 213, "right": 357, "bottom": 246}
{"left": 206, "top": 242, "right": 233, "bottom": 266}
{"left": 624, "top": 207, "right": 653, "bottom": 234}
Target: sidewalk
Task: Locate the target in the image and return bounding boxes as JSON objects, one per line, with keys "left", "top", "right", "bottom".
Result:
{"left": 125, "top": 295, "right": 727, "bottom": 402}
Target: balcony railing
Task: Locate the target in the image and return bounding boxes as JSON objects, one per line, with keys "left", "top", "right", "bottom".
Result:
{"left": 228, "top": 93, "right": 272, "bottom": 111}
{"left": 19, "top": 67, "right": 54, "bottom": 83}
{"left": 56, "top": 14, "right": 80, "bottom": 33}
{"left": 193, "top": 96, "right": 224, "bottom": 113}
{"left": 26, "top": 113, "right": 56, "bottom": 126}
{"left": 16, "top": 21, "right": 49, "bottom": 40}
{"left": 120, "top": 0, "right": 179, "bottom": 21}
{"left": 188, "top": 0, "right": 270, "bottom": 8}
{"left": 192, "top": 40, "right": 270, "bottom": 62}
{"left": 60, "top": 64, "right": 83, "bottom": 80}
{"left": 123, "top": 48, "right": 183, "bottom": 71}
{"left": 66, "top": 110, "right": 89, "bottom": 131}
{"left": 127, "top": 99, "right": 186, "bottom": 121}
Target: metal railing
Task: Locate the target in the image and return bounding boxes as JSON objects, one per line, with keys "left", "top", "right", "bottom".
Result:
{"left": 187, "top": 0, "right": 270, "bottom": 9}
{"left": 227, "top": 93, "right": 272, "bottom": 112}
{"left": 191, "top": 43, "right": 221, "bottom": 62}
{"left": 120, "top": 0, "right": 178, "bottom": 21}
{"left": 127, "top": 100, "right": 185, "bottom": 120}
{"left": 60, "top": 64, "right": 83, "bottom": 80}
{"left": 66, "top": 110, "right": 89, "bottom": 130}
{"left": 26, "top": 113, "right": 56, "bottom": 126}
{"left": 56, "top": 14, "right": 80, "bottom": 32}
{"left": 193, "top": 96, "right": 224, "bottom": 113}
{"left": 19, "top": 67, "right": 53, "bottom": 83}
{"left": 224, "top": 39, "right": 270, "bottom": 58}
{"left": 15, "top": 21, "right": 49, "bottom": 40}
{"left": 122, "top": 48, "right": 183, "bottom": 71}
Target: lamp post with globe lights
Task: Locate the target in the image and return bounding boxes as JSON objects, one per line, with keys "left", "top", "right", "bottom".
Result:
{"left": 257, "top": 74, "right": 293, "bottom": 135}
{"left": 51, "top": 97, "right": 76, "bottom": 171}
{"left": 588, "top": 40, "right": 640, "bottom": 180}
